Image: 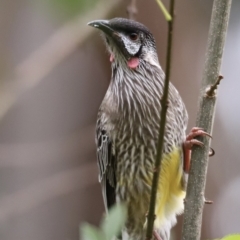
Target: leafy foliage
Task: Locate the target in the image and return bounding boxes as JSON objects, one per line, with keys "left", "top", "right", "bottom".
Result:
{"left": 81, "top": 204, "right": 127, "bottom": 240}
{"left": 213, "top": 234, "right": 240, "bottom": 240}
{"left": 49, "top": 0, "right": 98, "bottom": 16}
{"left": 81, "top": 224, "right": 105, "bottom": 240}
{"left": 222, "top": 235, "right": 240, "bottom": 240}
{"left": 34, "top": 0, "right": 98, "bottom": 19}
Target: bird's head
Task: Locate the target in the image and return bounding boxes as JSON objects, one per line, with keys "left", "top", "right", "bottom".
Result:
{"left": 88, "top": 18, "right": 159, "bottom": 69}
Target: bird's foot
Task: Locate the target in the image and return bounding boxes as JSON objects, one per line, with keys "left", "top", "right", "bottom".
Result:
{"left": 153, "top": 230, "right": 162, "bottom": 240}
{"left": 183, "top": 127, "right": 212, "bottom": 173}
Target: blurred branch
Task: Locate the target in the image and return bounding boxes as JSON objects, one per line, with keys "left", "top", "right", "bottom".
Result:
{"left": 146, "top": 0, "right": 175, "bottom": 239}
{"left": 0, "top": 162, "right": 98, "bottom": 223}
{"left": 182, "top": 0, "right": 232, "bottom": 239}
{"left": 0, "top": 0, "right": 122, "bottom": 121}
{"left": 127, "top": 0, "right": 138, "bottom": 19}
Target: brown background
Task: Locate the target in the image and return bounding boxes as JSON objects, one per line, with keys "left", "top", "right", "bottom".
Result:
{"left": 0, "top": 0, "right": 240, "bottom": 239}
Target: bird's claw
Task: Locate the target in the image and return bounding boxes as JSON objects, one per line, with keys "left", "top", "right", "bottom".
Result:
{"left": 153, "top": 230, "right": 162, "bottom": 240}
{"left": 187, "top": 126, "right": 211, "bottom": 141}
{"left": 184, "top": 127, "right": 212, "bottom": 149}
{"left": 184, "top": 139, "right": 204, "bottom": 149}
{"left": 183, "top": 127, "right": 212, "bottom": 173}
{"left": 209, "top": 147, "right": 215, "bottom": 157}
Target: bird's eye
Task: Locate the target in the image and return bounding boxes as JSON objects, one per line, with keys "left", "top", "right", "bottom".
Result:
{"left": 129, "top": 33, "right": 138, "bottom": 41}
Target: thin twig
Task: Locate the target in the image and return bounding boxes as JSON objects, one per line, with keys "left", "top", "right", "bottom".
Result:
{"left": 145, "top": 0, "right": 175, "bottom": 239}
{"left": 127, "top": 0, "right": 138, "bottom": 19}
{"left": 0, "top": 0, "right": 122, "bottom": 122}
{"left": 182, "top": 0, "right": 232, "bottom": 239}
{"left": 155, "top": 0, "right": 172, "bottom": 21}
{"left": 206, "top": 75, "right": 224, "bottom": 97}
{"left": 204, "top": 199, "right": 214, "bottom": 204}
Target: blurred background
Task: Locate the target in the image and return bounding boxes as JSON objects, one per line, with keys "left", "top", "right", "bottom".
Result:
{"left": 0, "top": 0, "right": 239, "bottom": 239}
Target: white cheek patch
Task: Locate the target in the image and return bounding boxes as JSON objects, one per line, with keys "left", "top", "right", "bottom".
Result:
{"left": 122, "top": 36, "right": 141, "bottom": 56}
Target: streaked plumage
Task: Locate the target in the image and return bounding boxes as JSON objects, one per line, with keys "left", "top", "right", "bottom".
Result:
{"left": 89, "top": 18, "right": 188, "bottom": 240}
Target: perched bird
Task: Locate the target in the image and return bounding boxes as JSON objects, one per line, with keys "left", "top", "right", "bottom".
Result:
{"left": 88, "top": 18, "right": 206, "bottom": 240}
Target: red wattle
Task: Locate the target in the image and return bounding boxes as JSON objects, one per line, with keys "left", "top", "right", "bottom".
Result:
{"left": 127, "top": 57, "right": 139, "bottom": 69}
{"left": 110, "top": 54, "right": 114, "bottom": 62}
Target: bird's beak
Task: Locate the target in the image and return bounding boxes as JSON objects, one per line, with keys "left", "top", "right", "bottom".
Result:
{"left": 88, "top": 20, "right": 122, "bottom": 43}
{"left": 88, "top": 19, "right": 127, "bottom": 58}
{"left": 88, "top": 20, "right": 115, "bottom": 36}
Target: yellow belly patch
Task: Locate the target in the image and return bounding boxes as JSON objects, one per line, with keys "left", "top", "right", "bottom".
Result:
{"left": 155, "top": 147, "right": 185, "bottom": 226}
{"left": 117, "top": 146, "right": 185, "bottom": 231}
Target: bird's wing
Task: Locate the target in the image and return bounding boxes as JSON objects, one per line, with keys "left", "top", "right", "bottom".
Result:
{"left": 96, "top": 120, "right": 116, "bottom": 211}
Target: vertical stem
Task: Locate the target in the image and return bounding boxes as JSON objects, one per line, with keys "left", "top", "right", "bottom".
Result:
{"left": 127, "top": 0, "right": 138, "bottom": 19}
{"left": 145, "top": 0, "right": 175, "bottom": 239}
{"left": 182, "top": 0, "right": 232, "bottom": 239}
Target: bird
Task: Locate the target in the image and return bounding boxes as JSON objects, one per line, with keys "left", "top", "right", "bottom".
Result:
{"left": 88, "top": 18, "right": 208, "bottom": 240}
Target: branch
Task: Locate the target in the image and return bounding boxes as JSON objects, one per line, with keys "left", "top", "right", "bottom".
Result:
{"left": 127, "top": 0, "right": 138, "bottom": 19}
{"left": 145, "top": 0, "right": 175, "bottom": 239}
{"left": 155, "top": 0, "right": 172, "bottom": 21}
{"left": 0, "top": 0, "right": 122, "bottom": 121}
{"left": 182, "top": 0, "right": 232, "bottom": 239}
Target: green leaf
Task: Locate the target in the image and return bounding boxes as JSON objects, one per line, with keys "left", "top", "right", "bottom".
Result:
{"left": 50, "top": 0, "right": 98, "bottom": 15}
{"left": 222, "top": 234, "right": 240, "bottom": 240}
{"left": 101, "top": 204, "right": 127, "bottom": 240}
{"left": 35, "top": 0, "right": 98, "bottom": 19}
{"left": 155, "top": 0, "right": 172, "bottom": 21}
{"left": 81, "top": 223, "right": 105, "bottom": 240}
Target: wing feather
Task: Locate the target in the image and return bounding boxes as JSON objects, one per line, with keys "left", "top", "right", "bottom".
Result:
{"left": 96, "top": 120, "right": 116, "bottom": 211}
